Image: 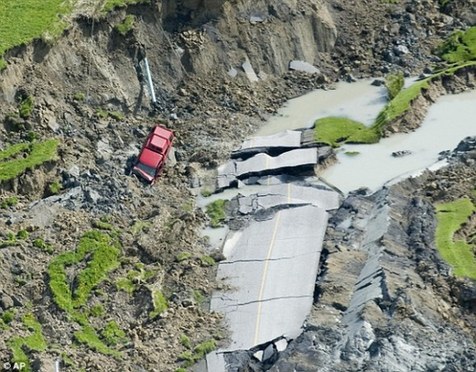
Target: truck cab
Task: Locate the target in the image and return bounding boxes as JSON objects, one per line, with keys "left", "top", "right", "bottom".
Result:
{"left": 132, "top": 125, "right": 174, "bottom": 183}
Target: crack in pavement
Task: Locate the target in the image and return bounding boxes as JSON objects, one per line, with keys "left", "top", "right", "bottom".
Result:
{"left": 216, "top": 294, "right": 314, "bottom": 309}
{"left": 220, "top": 251, "right": 320, "bottom": 265}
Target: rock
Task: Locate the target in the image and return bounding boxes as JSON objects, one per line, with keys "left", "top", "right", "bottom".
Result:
{"left": 250, "top": 15, "right": 265, "bottom": 25}
{"left": 262, "top": 343, "right": 276, "bottom": 362}
{"left": 343, "top": 74, "right": 357, "bottom": 83}
{"left": 84, "top": 187, "right": 101, "bottom": 204}
{"left": 253, "top": 350, "right": 264, "bottom": 362}
{"left": 391, "top": 150, "right": 412, "bottom": 157}
{"left": 394, "top": 45, "right": 410, "bottom": 56}
{"left": 289, "top": 61, "right": 321, "bottom": 74}
{"left": 274, "top": 338, "right": 288, "bottom": 352}
{"left": 371, "top": 79, "right": 385, "bottom": 87}
{"left": 242, "top": 60, "right": 259, "bottom": 82}
{"left": 0, "top": 294, "right": 14, "bottom": 310}
{"left": 227, "top": 68, "right": 238, "bottom": 78}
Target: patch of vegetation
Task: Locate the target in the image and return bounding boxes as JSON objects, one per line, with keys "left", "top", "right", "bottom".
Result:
{"left": 116, "top": 277, "right": 135, "bottom": 295}
{"left": 385, "top": 71, "right": 404, "bottom": 100}
{"left": 314, "top": 117, "right": 380, "bottom": 147}
{"left": 103, "top": 0, "right": 150, "bottom": 13}
{"left": 74, "top": 325, "right": 120, "bottom": 357}
{"left": 206, "top": 199, "right": 227, "bottom": 228}
{"left": 435, "top": 198, "right": 476, "bottom": 279}
{"left": 18, "top": 96, "right": 34, "bottom": 119}
{"left": 73, "top": 92, "right": 86, "bottom": 101}
{"left": 96, "top": 108, "right": 109, "bottom": 120}
{"left": 201, "top": 188, "right": 213, "bottom": 197}
{"left": 48, "top": 180, "right": 62, "bottom": 195}
{"left": 344, "top": 151, "right": 360, "bottom": 157}
{"left": 130, "top": 220, "right": 151, "bottom": 235}
{"left": 48, "top": 231, "right": 121, "bottom": 313}
{"left": 8, "top": 313, "right": 47, "bottom": 371}
{"left": 116, "top": 266, "right": 154, "bottom": 294}
{"left": 115, "top": 15, "right": 135, "bottom": 35}
{"left": 180, "top": 334, "right": 192, "bottom": 349}
{"left": 200, "top": 255, "right": 216, "bottom": 267}
{"left": 96, "top": 108, "right": 125, "bottom": 121}
{"left": 108, "top": 111, "right": 125, "bottom": 121}
{"left": 150, "top": 290, "right": 168, "bottom": 319}
{"left": 16, "top": 230, "right": 29, "bottom": 240}
{"left": 0, "top": 232, "right": 18, "bottom": 248}
{"left": 0, "top": 0, "right": 73, "bottom": 69}
{"left": 176, "top": 252, "right": 192, "bottom": 262}
{"left": 193, "top": 290, "right": 206, "bottom": 305}
{"left": 92, "top": 220, "right": 113, "bottom": 231}
{"left": 0, "top": 139, "right": 59, "bottom": 182}
{"left": 178, "top": 339, "right": 217, "bottom": 368}
{"left": 89, "top": 304, "right": 105, "bottom": 317}
{"left": 33, "top": 238, "right": 54, "bottom": 254}
{"left": 101, "top": 321, "right": 127, "bottom": 346}
{"left": 2, "top": 309, "right": 16, "bottom": 324}
{"left": 437, "top": 26, "right": 476, "bottom": 63}
{"left": 1, "top": 196, "right": 18, "bottom": 209}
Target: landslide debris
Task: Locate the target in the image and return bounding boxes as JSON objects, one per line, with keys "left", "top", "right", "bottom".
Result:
{"left": 0, "top": 0, "right": 474, "bottom": 370}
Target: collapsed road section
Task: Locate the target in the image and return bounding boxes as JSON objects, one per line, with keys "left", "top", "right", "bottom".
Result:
{"left": 199, "top": 131, "right": 341, "bottom": 371}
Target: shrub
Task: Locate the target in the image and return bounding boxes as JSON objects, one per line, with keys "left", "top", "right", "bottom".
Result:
{"left": 206, "top": 200, "right": 227, "bottom": 228}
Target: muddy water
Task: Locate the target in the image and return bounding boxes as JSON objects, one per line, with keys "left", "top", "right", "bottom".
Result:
{"left": 320, "top": 90, "right": 476, "bottom": 193}
{"left": 255, "top": 79, "right": 387, "bottom": 136}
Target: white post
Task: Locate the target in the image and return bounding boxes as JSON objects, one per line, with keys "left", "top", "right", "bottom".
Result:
{"left": 143, "top": 57, "right": 157, "bottom": 104}
{"left": 55, "top": 360, "right": 60, "bottom": 372}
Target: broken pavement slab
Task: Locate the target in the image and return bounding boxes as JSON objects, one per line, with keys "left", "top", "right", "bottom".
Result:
{"left": 232, "top": 130, "right": 302, "bottom": 159}
{"left": 217, "top": 148, "right": 319, "bottom": 190}
{"left": 211, "top": 204, "right": 329, "bottom": 351}
{"left": 237, "top": 183, "right": 340, "bottom": 214}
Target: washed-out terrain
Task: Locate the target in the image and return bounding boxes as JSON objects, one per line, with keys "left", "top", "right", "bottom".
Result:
{"left": 0, "top": 0, "right": 475, "bottom": 371}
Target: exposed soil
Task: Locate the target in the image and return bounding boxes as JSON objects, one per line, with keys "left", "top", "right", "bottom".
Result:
{"left": 0, "top": 0, "right": 474, "bottom": 371}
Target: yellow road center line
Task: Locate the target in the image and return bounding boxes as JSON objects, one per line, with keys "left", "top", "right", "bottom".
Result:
{"left": 253, "top": 211, "right": 281, "bottom": 346}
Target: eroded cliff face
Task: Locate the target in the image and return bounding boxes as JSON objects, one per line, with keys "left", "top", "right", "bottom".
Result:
{"left": 163, "top": 0, "right": 337, "bottom": 75}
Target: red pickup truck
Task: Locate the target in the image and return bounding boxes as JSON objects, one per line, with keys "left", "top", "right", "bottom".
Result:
{"left": 132, "top": 125, "right": 174, "bottom": 183}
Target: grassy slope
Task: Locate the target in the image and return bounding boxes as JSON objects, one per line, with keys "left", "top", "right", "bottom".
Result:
{"left": 0, "top": 139, "right": 59, "bottom": 181}
{"left": 0, "top": 0, "right": 72, "bottom": 68}
{"left": 435, "top": 198, "right": 476, "bottom": 279}
{"left": 438, "top": 26, "right": 476, "bottom": 63}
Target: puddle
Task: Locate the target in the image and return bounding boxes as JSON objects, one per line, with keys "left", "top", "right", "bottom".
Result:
{"left": 255, "top": 79, "right": 387, "bottom": 136}
{"left": 319, "top": 90, "right": 476, "bottom": 194}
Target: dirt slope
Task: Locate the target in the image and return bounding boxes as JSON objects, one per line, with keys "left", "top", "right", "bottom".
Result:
{"left": 0, "top": 0, "right": 473, "bottom": 371}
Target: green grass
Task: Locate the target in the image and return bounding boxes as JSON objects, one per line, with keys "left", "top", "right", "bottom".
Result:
{"left": 16, "top": 230, "right": 29, "bottom": 240}
{"left": 116, "top": 277, "right": 136, "bottom": 295}
{"left": 74, "top": 325, "right": 120, "bottom": 357}
{"left": 385, "top": 71, "right": 404, "bottom": 100}
{"left": 8, "top": 313, "right": 47, "bottom": 371}
{"left": 314, "top": 117, "right": 380, "bottom": 147}
{"left": 206, "top": 199, "right": 227, "bottom": 228}
{"left": 48, "top": 230, "right": 121, "bottom": 357}
{"left": 1, "top": 196, "right": 19, "bottom": 209}
{"left": 435, "top": 198, "right": 476, "bottom": 279}
{"left": 0, "top": 139, "right": 59, "bottom": 182}
{"left": 176, "top": 252, "right": 193, "bottom": 262}
{"left": 101, "top": 321, "right": 126, "bottom": 346}
{"left": 0, "top": 0, "right": 73, "bottom": 68}
{"left": 48, "top": 231, "right": 121, "bottom": 313}
{"left": 178, "top": 339, "right": 217, "bottom": 367}
{"left": 180, "top": 334, "right": 192, "bottom": 349}
{"left": 150, "top": 290, "right": 168, "bottom": 319}
{"left": 437, "top": 27, "right": 476, "bottom": 63}
{"left": 18, "top": 96, "right": 34, "bottom": 119}
{"left": 200, "top": 255, "right": 216, "bottom": 267}
{"left": 48, "top": 180, "right": 62, "bottom": 195}
{"left": 115, "top": 15, "right": 135, "bottom": 36}
{"left": 33, "top": 238, "right": 54, "bottom": 254}
{"left": 103, "top": 0, "right": 150, "bottom": 13}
